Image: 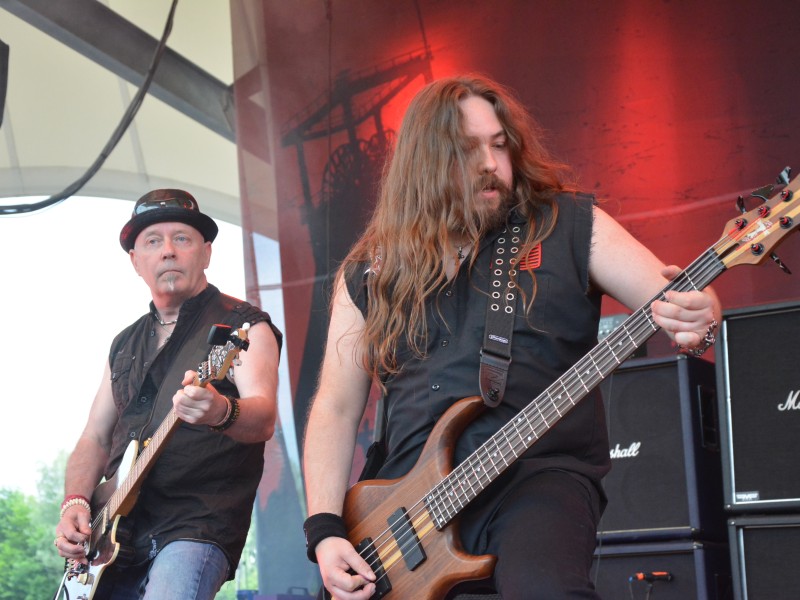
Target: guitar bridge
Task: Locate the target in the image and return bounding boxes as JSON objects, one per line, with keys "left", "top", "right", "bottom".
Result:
{"left": 65, "top": 560, "right": 88, "bottom": 580}
{"left": 354, "top": 537, "right": 392, "bottom": 599}
{"left": 65, "top": 560, "right": 94, "bottom": 598}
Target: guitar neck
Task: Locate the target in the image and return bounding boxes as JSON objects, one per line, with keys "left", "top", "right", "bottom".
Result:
{"left": 93, "top": 370, "right": 217, "bottom": 529}
{"left": 96, "top": 412, "right": 182, "bottom": 528}
{"left": 425, "top": 247, "right": 726, "bottom": 529}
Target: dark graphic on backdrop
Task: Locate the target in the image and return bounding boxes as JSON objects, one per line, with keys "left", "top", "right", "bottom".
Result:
{"left": 277, "top": 54, "right": 434, "bottom": 464}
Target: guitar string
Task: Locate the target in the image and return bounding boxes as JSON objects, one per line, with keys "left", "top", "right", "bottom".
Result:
{"left": 359, "top": 273, "right": 725, "bottom": 591}
{"left": 362, "top": 212, "right": 777, "bottom": 584}
{"left": 356, "top": 242, "right": 732, "bottom": 588}
{"left": 426, "top": 245, "right": 726, "bottom": 518}
{"left": 356, "top": 241, "right": 731, "bottom": 588}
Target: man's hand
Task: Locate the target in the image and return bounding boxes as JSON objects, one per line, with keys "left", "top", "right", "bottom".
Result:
{"left": 55, "top": 504, "right": 91, "bottom": 563}
{"left": 651, "top": 265, "right": 719, "bottom": 350}
{"left": 172, "top": 370, "right": 228, "bottom": 426}
{"left": 316, "top": 536, "right": 377, "bottom": 600}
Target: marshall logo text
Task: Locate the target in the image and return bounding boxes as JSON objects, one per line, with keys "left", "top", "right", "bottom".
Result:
{"left": 777, "top": 390, "right": 800, "bottom": 411}
{"left": 609, "top": 442, "right": 641, "bottom": 459}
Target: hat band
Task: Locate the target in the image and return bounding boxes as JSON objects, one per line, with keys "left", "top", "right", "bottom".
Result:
{"left": 134, "top": 197, "right": 198, "bottom": 215}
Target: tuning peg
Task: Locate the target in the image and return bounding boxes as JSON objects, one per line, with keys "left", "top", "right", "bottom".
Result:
{"left": 770, "top": 252, "right": 792, "bottom": 275}
{"left": 777, "top": 166, "right": 791, "bottom": 185}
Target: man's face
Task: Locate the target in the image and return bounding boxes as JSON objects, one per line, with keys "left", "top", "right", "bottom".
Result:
{"left": 459, "top": 95, "right": 514, "bottom": 225}
{"left": 129, "top": 222, "right": 211, "bottom": 302}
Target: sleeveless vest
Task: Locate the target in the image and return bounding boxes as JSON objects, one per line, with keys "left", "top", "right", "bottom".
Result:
{"left": 347, "top": 194, "right": 609, "bottom": 488}
{"left": 106, "top": 284, "right": 281, "bottom": 571}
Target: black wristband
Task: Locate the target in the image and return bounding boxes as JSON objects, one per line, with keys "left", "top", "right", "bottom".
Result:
{"left": 209, "top": 395, "right": 240, "bottom": 432}
{"left": 303, "top": 512, "right": 348, "bottom": 563}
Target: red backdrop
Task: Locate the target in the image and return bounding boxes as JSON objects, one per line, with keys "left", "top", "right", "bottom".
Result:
{"left": 232, "top": 0, "right": 800, "bottom": 594}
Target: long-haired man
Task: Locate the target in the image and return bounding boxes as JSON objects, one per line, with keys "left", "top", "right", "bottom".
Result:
{"left": 303, "top": 75, "right": 720, "bottom": 599}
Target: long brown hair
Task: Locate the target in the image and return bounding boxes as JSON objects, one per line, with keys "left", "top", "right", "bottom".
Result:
{"left": 341, "top": 74, "right": 574, "bottom": 381}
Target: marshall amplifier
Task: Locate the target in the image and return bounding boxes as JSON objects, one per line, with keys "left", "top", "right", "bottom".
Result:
{"left": 591, "top": 540, "right": 732, "bottom": 600}
{"left": 598, "top": 355, "right": 725, "bottom": 542}
{"left": 717, "top": 301, "right": 800, "bottom": 512}
{"left": 728, "top": 514, "right": 800, "bottom": 600}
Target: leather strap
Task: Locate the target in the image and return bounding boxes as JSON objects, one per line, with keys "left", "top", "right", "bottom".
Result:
{"left": 479, "top": 224, "right": 524, "bottom": 407}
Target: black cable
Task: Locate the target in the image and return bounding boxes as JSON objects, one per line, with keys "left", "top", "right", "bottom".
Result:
{"left": 412, "top": 0, "right": 431, "bottom": 57}
{"left": 0, "top": 0, "right": 179, "bottom": 216}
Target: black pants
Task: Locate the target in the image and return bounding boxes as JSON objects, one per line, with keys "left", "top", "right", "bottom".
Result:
{"left": 460, "top": 469, "right": 604, "bottom": 600}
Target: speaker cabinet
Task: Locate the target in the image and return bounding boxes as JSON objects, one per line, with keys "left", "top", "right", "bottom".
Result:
{"left": 728, "top": 514, "right": 800, "bottom": 600}
{"left": 591, "top": 540, "right": 732, "bottom": 600}
{"left": 717, "top": 301, "right": 800, "bottom": 512}
{"left": 598, "top": 355, "right": 725, "bottom": 542}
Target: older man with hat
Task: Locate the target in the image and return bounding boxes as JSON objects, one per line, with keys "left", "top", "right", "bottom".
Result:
{"left": 54, "top": 189, "right": 282, "bottom": 600}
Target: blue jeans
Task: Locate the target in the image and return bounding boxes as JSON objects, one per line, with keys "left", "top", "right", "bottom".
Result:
{"left": 95, "top": 540, "right": 230, "bottom": 600}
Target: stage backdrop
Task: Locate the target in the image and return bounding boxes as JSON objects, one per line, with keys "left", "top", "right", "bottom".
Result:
{"left": 230, "top": 0, "right": 800, "bottom": 595}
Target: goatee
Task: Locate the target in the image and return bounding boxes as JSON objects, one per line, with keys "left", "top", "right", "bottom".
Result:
{"left": 164, "top": 272, "right": 177, "bottom": 292}
{"left": 475, "top": 174, "right": 514, "bottom": 232}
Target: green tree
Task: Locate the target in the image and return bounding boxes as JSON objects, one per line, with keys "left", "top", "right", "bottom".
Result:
{"left": 0, "top": 453, "right": 66, "bottom": 600}
{"left": 0, "top": 452, "right": 260, "bottom": 599}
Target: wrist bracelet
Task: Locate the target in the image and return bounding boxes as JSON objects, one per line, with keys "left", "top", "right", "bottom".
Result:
{"left": 680, "top": 319, "right": 718, "bottom": 357}
{"left": 60, "top": 496, "right": 91, "bottom": 519}
{"left": 303, "top": 512, "right": 348, "bottom": 563}
{"left": 209, "top": 395, "right": 239, "bottom": 432}
{"left": 62, "top": 494, "right": 90, "bottom": 507}
{"left": 210, "top": 395, "right": 233, "bottom": 427}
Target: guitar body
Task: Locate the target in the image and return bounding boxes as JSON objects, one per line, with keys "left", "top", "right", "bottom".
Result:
{"left": 61, "top": 515, "right": 134, "bottom": 600}
{"left": 61, "top": 441, "right": 139, "bottom": 600}
{"left": 342, "top": 396, "right": 496, "bottom": 600}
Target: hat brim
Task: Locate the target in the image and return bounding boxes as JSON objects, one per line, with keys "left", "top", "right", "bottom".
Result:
{"left": 119, "top": 207, "right": 219, "bottom": 252}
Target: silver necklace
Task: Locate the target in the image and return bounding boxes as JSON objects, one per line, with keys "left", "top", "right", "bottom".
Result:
{"left": 457, "top": 245, "right": 464, "bottom": 260}
{"left": 154, "top": 311, "right": 178, "bottom": 327}
{"left": 153, "top": 312, "right": 176, "bottom": 344}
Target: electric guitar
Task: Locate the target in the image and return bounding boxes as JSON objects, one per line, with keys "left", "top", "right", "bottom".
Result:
{"left": 55, "top": 323, "right": 250, "bottom": 600}
{"left": 338, "top": 170, "right": 800, "bottom": 600}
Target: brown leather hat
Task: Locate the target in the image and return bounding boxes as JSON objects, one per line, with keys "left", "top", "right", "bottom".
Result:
{"left": 119, "top": 189, "right": 218, "bottom": 252}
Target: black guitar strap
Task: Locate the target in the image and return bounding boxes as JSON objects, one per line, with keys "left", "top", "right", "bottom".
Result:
{"left": 479, "top": 223, "right": 525, "bottom": 407}
{"left": 359, "top": 226, "right": 525, "bottom": 484}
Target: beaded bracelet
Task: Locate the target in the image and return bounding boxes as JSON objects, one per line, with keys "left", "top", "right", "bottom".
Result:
{"left": 209, "top": 395, "right": 240, "bottom": 432}
{"left": 62, "top": 494, "right": 89, "bottom": 506}
{"left": 60, "top": 496, "right": 91, "bottom": 519}
{"left": 303, "top": 512, "right": 348, "bottom": 563}
{"left": 680, "top": 319, "right": 719, "bottom": 357}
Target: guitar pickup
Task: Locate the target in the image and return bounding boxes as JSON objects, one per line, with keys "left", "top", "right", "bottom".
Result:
{"left": 354, "top": 537, "right": 391, "bottom": 599}
{"left": 388, "top": 507, "right": 426, "bottom": 571}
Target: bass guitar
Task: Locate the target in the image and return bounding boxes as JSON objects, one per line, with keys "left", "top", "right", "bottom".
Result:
{"left": 55, "top": 323, "right": 250, "bottom": 600}
{"left": 339, "top": 170, "right": 800, "bottom": 599}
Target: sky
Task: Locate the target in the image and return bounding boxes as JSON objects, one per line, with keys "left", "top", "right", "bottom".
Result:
{"left": 0, "top": 195, "right": 292, "bottom": 496}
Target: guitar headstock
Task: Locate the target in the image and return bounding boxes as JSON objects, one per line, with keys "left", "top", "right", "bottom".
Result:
{"left": 716, "top": 171, "right": 800, "bottom": 270}
{"left": 196, "top": 323, "right": 251, "bottom": 387}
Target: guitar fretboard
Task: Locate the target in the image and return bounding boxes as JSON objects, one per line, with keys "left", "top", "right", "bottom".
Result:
{"left": 424, "top": 248, "right": 725, "bottom": 528}
{"left": 89, "top": 341, "right": 234, "bottom": 538}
